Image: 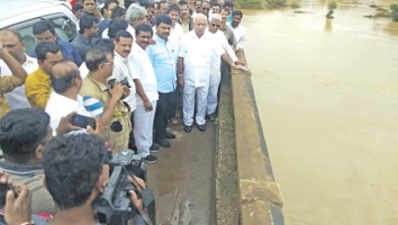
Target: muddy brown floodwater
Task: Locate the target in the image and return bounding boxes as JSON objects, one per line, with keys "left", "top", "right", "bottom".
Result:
{"left": 245, "top": 1, "right": 398, "bottom": 225}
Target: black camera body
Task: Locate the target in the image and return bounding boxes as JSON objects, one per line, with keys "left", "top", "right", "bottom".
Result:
{"left": 93, "top": 149, "right": 155, "bottom": 225}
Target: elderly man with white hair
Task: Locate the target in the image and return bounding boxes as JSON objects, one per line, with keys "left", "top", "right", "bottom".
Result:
{"left": 178, "top": 13, "right": 237, "bottom": 132}
{"left": 125, "top": 4, "right": 148, "bottom": 38}
{"left": 206, "top": 13, "right": 243, "bottom": 120}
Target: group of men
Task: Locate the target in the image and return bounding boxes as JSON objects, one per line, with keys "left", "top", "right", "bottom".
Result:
{"left": 0, "top": 0, "right": 247, "bottom": 164}
{"left": 0, "top": 0, "right": 247, "bottom": 224}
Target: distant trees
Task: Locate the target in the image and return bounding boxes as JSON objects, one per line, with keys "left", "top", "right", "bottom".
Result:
{"left": 391, "top": 4, "right": 398, "bottom": 21}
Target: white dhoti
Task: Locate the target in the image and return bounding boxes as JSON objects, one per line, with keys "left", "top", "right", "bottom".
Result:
{"left": 207, "top": 68, "right": 221, "bottom": 115}
{"left": 183, "top": 84, "right": 209, "bottom": 126}
{"left": 133, "top": 100, "right": 157, "bottom": 158}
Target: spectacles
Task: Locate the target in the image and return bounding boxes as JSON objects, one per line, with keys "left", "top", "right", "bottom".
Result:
{"left": 211, "top": 23, "right": 220, "bottom": 28}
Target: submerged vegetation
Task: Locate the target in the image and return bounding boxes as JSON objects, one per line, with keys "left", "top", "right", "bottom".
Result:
{"left": 326, "top": 0, "right": 337, "bottom": 18}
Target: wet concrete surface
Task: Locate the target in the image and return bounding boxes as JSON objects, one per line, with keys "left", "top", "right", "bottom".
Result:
{"left": 147, "top": 123, "right": 216, "bottom": 225}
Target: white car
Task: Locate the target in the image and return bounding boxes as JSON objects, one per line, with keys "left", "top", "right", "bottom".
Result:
{"left": 0, "top": 0, "right": 78, "bottom": 56}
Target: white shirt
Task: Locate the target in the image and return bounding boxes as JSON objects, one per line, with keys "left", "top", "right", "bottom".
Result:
{"left": 45, "top": 92, "right": 92, "bottom": 133}
{"left": 207, "top": 30, "right": 238, "bottom": 74}
{"left": 102, "top": 28, "right": 110, "bottom": 39}
{"left": 229, "top": 23, "right": 246, "bottom": 50}
{"left": 112, "top": 51, "right": 138, "bottom": 111}
{"left": 169, "top": 23, "right": 184, "bottom": 54}
{"left": 130, "top": 42, "right": 158, "bottom": 104}
{"left": 127, "top": 25, "right": 136, "bottom": 39}
{"left": 179, "top": 31, "right": 223, "bottom": 87}
{"left": 79, "top": 62, "right": 89, "bottom": 79}
{"left": 0, "top": 54, "right": 38, "bottom": 109}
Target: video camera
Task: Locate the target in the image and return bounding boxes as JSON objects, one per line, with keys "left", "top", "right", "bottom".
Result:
{"left": 93, "top": 149, "right": 156, "bottom": 225}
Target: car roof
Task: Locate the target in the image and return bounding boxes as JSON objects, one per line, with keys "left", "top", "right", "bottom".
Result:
{"left": 0, "top": 0, "right": 74, "bottom": 28}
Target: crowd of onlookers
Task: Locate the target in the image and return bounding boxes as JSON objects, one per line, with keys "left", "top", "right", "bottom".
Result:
{"left": 0, "top": 0, "right": 247, "bottom": 223}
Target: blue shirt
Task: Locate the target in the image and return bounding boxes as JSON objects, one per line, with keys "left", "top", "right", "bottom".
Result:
{"left": 227, "top": 13, "right": 232, "bottom": 23}
{"left": 147, "top": 34, "right": 178, "bottom": 93}
{"left": 56, "top": 39, "right": 83, "bottom": 66}
{"left": 72, "top": 34, "right": 95, "bottom": 61}
{"left": 32, "top": 39, "right": 83, "bottom": 66}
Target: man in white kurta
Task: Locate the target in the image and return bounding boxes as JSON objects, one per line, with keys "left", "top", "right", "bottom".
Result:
{"left": 178, "top": 13, "right": 223, "bottom": 132}
{"left": 206, "top": 13, "right": 238, "bottom": 118}
{"left": 45, "top": 61, "right": 92, "bottom": 134}
{"left": 111, "top": 32, "right": 138, "bottom": 112}
{"left": 130, "top": 24, "right": 159, "bottom": 163}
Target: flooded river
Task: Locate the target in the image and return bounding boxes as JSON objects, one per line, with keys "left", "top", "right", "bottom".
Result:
{"left": 244, "top": 1, "right": 398, "bottom": 225}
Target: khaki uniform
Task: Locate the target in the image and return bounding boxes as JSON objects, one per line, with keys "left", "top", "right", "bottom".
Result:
{"left": 0, "top": 76, "right": 23, "bottom": 118}
{"left": 79, "top": 74, "right": 132, "bottom": 154}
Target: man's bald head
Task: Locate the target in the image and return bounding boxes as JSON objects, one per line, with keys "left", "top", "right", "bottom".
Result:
{"left": 193, "top": 13, "right": 207, "bottom": 37}
{"left": 51, "top": 60, "right": 82, "bottom": 94}
{"left": 193, "top": 13, "right": 207, "bottom": 23}
{"left": 51, "top": 60, "right": 79, "bottom": 79}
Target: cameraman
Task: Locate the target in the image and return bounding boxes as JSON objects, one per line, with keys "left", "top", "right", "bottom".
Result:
{"left": 41, "top": 133, "right": 146, "bottom": 225}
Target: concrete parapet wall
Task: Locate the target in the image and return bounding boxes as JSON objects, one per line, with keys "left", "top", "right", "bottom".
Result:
{"left": 216, "top": 50, "right": 285, "bottom": 225}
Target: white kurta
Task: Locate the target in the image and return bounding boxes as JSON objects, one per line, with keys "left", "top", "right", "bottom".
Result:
{"left": 45, "top": 92, "right": 92, "bottom": 134}
{"left": 179, "top": 31, "right": 223, "bottom": 126}
{"left": 130, "top": 42, "right": 159, "bottom": 157}
{"left": 207, "top": 30, "right": 238, "bottom": 115}
{"left": 112, "top": 52, "right": 138, "bottom": 111}
{"left": 0, "top": 55, "right": 38, "bottom": 109}
{"left": 230, "top": 23, "right": 247, "bottom": 50}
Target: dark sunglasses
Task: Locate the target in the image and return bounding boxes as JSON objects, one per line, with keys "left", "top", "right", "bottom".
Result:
{"left": 211, "top": 23, "right": 220, "bottom": 28}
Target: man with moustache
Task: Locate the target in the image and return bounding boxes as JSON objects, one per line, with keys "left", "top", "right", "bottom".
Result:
{"left": 230, "top": 10, "right": 247, "bottom": 54}
{"left": 130, "top": 24, "right": 159, "bottom": 163}
{"left": 147, "top": 15, "right": 178, "bottom": 148}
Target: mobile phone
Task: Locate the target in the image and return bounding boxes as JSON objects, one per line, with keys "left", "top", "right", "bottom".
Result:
{"left": 71, "top": 114, "right": 96, "bottom": 129}
{"left": 0, "top": 183, "right": 17, "bottom": 207}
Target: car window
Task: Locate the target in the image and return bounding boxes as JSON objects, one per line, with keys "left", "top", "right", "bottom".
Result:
{"left": 7, "top": 14, "right": 77, "bottom": 56}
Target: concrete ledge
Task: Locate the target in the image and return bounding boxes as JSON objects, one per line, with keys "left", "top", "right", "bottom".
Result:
{"left": 230, "top": 51, "right": 284, "bottom": 225}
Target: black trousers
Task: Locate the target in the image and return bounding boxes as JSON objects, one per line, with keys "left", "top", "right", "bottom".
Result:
{"left": 154, "top": 90, "right": 177, "bottom": 142}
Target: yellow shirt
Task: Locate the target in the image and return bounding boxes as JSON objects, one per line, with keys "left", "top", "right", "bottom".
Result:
{"left": 79, "top": 74, "right": 132, "bottom": 153}
{"left": 0, "top": 76, "right": 23, "bottom": 118}
{"left": 25, "top": 67, "right": 52, "bottom": 110}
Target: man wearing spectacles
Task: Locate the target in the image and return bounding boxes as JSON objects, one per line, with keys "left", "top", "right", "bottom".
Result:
{"left": 207, "top": 13, "right": 241, "bottom": 121}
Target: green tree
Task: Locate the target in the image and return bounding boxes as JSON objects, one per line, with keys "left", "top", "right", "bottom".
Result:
{"left": 391, "top": 4, "right": 398, "bottom": 21}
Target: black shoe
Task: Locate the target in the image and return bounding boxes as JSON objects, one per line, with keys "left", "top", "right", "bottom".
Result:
{"left": 150, "top": 144, "right": 160, "bottom": 153}
{"left": 184, "top": 125, "right": 192, "bottom": 133}
{"left": 144, "top": 155, "right": 158, "bottom": 164}
{"left": 157, "top": 139, "right": 171, "bottom": 148}
{"left": 207, "top": 114, "right": 217, "bottom": 122}
{"left": 166, "top": 131, "right": 176, "bottom": 139}
{"left": 197, "top": 124, "right": 206, "bottom": 132}
{"left": 130, "top": 144, "right": 137, "bottom": 151}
